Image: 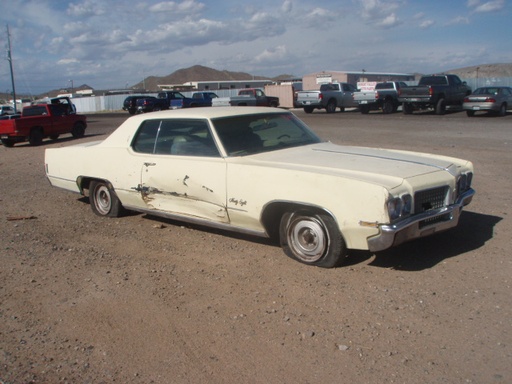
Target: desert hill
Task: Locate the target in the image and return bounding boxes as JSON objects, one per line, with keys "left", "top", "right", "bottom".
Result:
{"left": 133, "top": 65, "right": 293, "bottom": 91}
{"left": 445, "top": 63, "right": 512, "bottom": 79}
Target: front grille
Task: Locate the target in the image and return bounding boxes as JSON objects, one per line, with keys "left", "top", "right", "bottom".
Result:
{"left": 419, "top": 212, "right": 452, "bottom": 229}
{"left": 414, "top": 186, "right": 449, "bottom": 213}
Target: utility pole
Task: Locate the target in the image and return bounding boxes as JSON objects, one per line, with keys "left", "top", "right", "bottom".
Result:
{"left": 6, "top": 24, "right": 17, "bottom": 113}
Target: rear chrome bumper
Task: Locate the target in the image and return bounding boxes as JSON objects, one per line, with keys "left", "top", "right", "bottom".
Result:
{"left": 367, "top": 188, "right": 475, "bottom": 252}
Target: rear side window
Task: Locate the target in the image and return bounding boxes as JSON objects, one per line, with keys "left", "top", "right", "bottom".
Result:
{"left": 131, "top": 119, "right": 220, "bottom": 157}
{"left": 22, "top": 106, "right": 48, "bottom": 116}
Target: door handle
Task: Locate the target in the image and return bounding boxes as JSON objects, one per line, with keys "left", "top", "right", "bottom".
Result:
{"left": 144, "top": 162, "right": 156, "bottom": 167}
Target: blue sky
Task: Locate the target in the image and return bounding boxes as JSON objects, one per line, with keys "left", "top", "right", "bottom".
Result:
{"left": 1, "top": 0, "right": 511, "bottom": 95}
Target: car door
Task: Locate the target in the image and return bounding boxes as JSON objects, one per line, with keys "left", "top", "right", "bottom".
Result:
{"left": 342, "top": 84, "right": 358, "bottom": 107}
{"left": 132, "top": 118, "right": 229, "bottom": 223}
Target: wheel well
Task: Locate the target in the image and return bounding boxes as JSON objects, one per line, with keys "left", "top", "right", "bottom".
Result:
{"left": 260, "top": 201, "right": 333, "bottom": 242}
{"left": 77, "top": 176, "right": 108, "bottom": 196}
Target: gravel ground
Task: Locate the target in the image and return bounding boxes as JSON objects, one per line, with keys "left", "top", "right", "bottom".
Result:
{"left": 1, "top": 108, "right": 511, "bottom": 383}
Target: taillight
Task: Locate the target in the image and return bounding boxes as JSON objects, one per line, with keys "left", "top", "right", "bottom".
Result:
{"left": 463, "top": 97, "right": 470, "bottom": 103}
{"left": 319, "top": 94, "right": 323, "bottom": 100}
{"left": 375, "top": 91, "right": 379, "bottom": 100}
{"left": 429, "top": 86, "right": 433, "bottom": 96}
{"left": 485, "top": 97, "right": 496, "bottom": 103}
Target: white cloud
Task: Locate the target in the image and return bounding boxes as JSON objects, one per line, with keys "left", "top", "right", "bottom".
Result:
{"left": 57, "top": 58, "right": 80, "bottom": 65}
{"left": 468, "top": 0, "right": 505, "bottom": 12}
{"left": 149, "top": 0, "right": 205, "bottom": 13}
{"left": 358, "top": 0, "right": 403, "bottom": 28}
{"left": 67, "top": 0, "right": 105, "bottom": 17}
{"left": 255, "top": 45, "right": 288, "bottom": 64}
{"left": 419, "top": 20, "right": 435, "bottom": 29}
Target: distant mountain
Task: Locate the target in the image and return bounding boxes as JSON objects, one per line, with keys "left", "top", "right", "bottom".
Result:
{"left": 132, "top": 65, "right": 288, "bottom": 91}
{"left": 444, "top": 63, "right": 512, "bottom": 78}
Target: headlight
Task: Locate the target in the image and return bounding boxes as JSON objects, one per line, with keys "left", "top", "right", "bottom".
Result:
{"left": 387, "top": 194, "right": 412, "bottom": 222}
{"left": 387, "top": 197, "right": 402, "bottom": 221}
{"left": 402, "top": 194, "right": 412, "bottom": 216}
{"left": 457, "top": 172, "right": 473, "bottom": 197}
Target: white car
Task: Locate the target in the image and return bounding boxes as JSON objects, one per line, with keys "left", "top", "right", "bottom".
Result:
{"left": 45, "top": 107, "right": 475, "bottom": 268}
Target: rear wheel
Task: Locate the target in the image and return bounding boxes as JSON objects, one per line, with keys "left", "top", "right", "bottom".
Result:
{"left": 382, "top": 100, "right": 394, "bottom": 114}
{"left": 29, "top": 128, "right": 43, "bottom": 146}
{"left": 72, "top": 122, "right": 85, "bottom": 138}
{"left": 303, "top": 106, "right": 314, "bottom": 114}
{"left": 403, "top": 103, "right": 413, "bottom": 114}
{"left": 435, "top": 98, "right": 446, "bottom": 115}
{"left": 89, "top": 180, "right": 124, "bottom": 217}
{"left": 325, "top": 100, "right": 337, "bottom": 113}
{"left": 360, "top": 105, "right": 370, "bottom": 114}
{"left": 498, "top": 103, "right": 507, "bottom": 116}
{"left": 49, "top": 134, "right": 59, "bottom": 140}
{"left": 1, "top": 139, "right": 15, "bottom": 147}
{"left": 466, "top": 110, "right": 475, "bottom": 117}
{"left": 279, "top": 210, "right": 346, "bottom": 268}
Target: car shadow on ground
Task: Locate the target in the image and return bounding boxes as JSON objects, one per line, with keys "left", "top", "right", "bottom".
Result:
{"left": 76, "top": 202, "right": 500, "bottom": 271}
{"left": 349, "top": 211, "right": 502, "bottom": 271}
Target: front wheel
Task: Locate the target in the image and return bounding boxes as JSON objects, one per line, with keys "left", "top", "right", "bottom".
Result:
{"left": 279, "top": 210, "right": 346, "bottom": 268}
{"left": 89, "top": 180, "right": 124, "bottom": 217}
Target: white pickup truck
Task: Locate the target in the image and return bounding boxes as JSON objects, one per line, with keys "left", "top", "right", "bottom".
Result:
{"left": 296, "top": 82, "right": 358, "bottom": 113}
{"left": 352, "top": 81, "right": 408, "bottom": 114}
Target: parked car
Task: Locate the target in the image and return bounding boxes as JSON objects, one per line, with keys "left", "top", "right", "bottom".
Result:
{"left": 398, "top": 74, "right": 471, "bottom": 115}
{"left": 353, "top": 82, "right": 408, "bottom": 114}
{"left": 123, "top": 95, "right": 149, "bottom": 115}
{"left": 296, "top": 82, "right": 358, "bottom": 113}
{"left": 135, "top": 96, "right": 165, "bottom": 113}
{"left": 0, "top": 105, "right": 15, "bottom": 115}
{"left": 229, "top": 89, "right": 279, "bottom": 107}
{"left": 135, "top": 91, "right": 205, "bottom": 113}
{"left": 44, "top": 107, "right": 475, "bottom": 268}
{"left": 0, "top": 97, "right": 86, "bottom": 147}
{"left": 187, "top": 92, "right": 219, "bottom": 107}
{"left": 463, "top": 86, "right": 512, "bottom": 117}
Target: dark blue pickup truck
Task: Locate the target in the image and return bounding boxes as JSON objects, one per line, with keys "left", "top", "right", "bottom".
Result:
{"left": 136, "top": 91, "right": 218, "bottom": 113}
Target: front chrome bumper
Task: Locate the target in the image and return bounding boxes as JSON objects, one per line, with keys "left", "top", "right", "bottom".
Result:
{"left": 367, "top": 188, "right": 475, "bottom": 252}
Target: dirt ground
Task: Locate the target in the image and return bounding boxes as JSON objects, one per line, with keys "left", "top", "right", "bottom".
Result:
{"left": 1, "top": 108, "right": 511, "bottom": 383}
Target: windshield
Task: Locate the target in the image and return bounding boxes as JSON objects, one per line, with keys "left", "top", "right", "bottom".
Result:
{"left": 211, "top": 112, "right": 322, "bottom": 156}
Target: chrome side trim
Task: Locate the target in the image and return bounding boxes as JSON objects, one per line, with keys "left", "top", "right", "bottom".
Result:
{"left": 123, "top": 205, "right": 268, "bottom": 238}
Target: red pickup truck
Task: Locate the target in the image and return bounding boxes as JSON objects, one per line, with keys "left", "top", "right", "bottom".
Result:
{"left": 0, "top": 97, "right": 87, "bottom": 147}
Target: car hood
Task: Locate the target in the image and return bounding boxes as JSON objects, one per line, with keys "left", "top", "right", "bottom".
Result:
{"left": 246, "top": 142, "right": 460, "bottom": 189}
